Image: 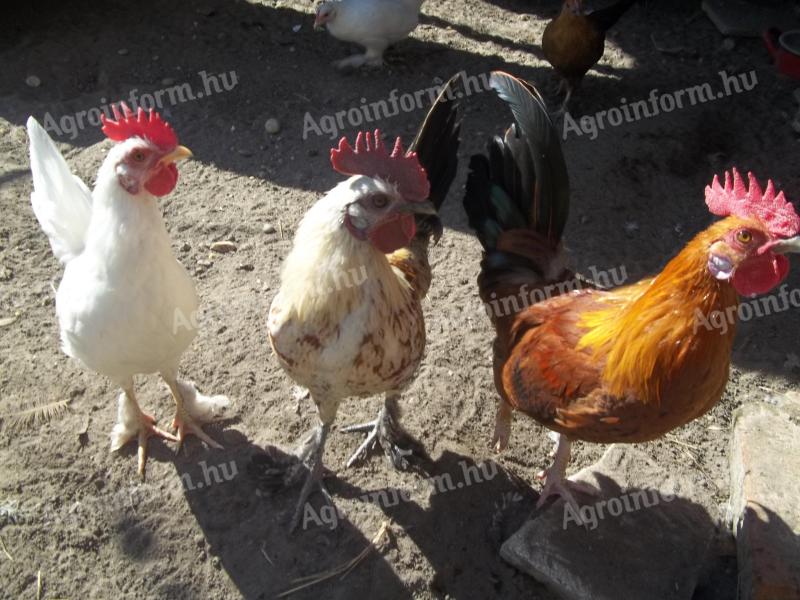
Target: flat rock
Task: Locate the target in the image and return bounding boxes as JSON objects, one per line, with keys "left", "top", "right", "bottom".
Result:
{"left": 729, "top": 393, "right": 800, "bottom": 600}
{"left": 501, "top": 445, "right": 716, "bottom": 600}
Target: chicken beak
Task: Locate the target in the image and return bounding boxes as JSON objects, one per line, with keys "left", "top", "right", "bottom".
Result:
{"left": 396, "top": 200, "right": 437, "bottom": 216}
{"left": 159, "top": 145, "right": 193, "bottom": 165}
{"left": 770, "top": 236, "right": 800, "bottom": 254}
{"left": 313, "top": 15, "right": 326, "bottom": 30}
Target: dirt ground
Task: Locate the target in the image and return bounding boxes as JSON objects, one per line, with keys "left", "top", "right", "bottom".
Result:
{"left": 1, "top": 0, "right": 799, "bottom": 598}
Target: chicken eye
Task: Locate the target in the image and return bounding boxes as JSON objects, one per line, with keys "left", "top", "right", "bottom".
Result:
{"left": 736, "top": 230, "right": 752, "bottom": 244}
{"left": 132, "top": 150, "right": 146, "bottom": 162}
{"left": 370, "top": 194, "right": 389, "bottom": 209}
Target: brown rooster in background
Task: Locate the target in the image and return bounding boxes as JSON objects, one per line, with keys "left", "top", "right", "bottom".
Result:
{"left": 266, "top": 76, "right": 461, "bottom": 530}
{"left": 463, "top": 71, "right": 800, "bottom": 510}
{"left": 542, "top": 0, "right": 637, "bottom": 112}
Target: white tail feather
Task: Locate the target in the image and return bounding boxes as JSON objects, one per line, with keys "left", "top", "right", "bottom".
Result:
{"left": 27, "top": 116, "right": 93, "bottom": 264}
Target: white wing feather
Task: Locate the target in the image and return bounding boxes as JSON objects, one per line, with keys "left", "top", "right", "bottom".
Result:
{"left": 27, "top": 116, "right": 93, "bottom": 264}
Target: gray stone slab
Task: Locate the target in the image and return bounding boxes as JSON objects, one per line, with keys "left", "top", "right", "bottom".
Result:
{"left": 501, "top": 445, "right": 716, "bottom": 600}
{"left": 729, "top": 393, "right": 800, "bottom": 600}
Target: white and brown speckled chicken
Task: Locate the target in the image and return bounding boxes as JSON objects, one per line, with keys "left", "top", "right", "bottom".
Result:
{"left": 267, "top": 76, "right": 461, "bottom": 529}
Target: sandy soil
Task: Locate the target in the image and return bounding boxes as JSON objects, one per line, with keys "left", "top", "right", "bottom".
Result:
{"left": 1, "top": 0, "right": 799, "bottom": 598}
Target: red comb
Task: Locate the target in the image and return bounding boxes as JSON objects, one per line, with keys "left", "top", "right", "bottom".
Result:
{"left": 705, "top": 168, "right": 800, "bottom": 238}
{"left": 101, "top": 102, "right": 178, "bottom": 151}
{"left": 330, "top": 130, "right": 430, "bottom": 202}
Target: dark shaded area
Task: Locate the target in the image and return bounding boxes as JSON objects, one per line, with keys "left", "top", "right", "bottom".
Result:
{"left": 241, "top": 445, "right": 548, "bottom": 599}
{"left": 179, "top": 438, "right": 411, "bottom": 599}
{"left": 501, "top": 470, "right": 729, "bottom": 600}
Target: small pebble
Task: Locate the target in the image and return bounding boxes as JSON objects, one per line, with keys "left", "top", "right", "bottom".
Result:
{"left": 264, "top": 118, "right": 281, "bottom": 134}
{"left": 161, "top": 77, "right": 176, "bottom": 86}
{"left": 117, "top": 48, "right": 129, "bottom": 55}
{"left": 180, "top": 242, "right": 191, "bottom": 252}
{"left": 237, "top": 263, "right": 255, "bottom": 272}
{"left": 25, "top": 75, "right": 41, "bottom": 88}
{"left": 262, "top": 223, "right": 276, "bottom": 234}
{"left": 0, "top": 316, "right": 18, "bottom": 328}
{"left": 292, "top": 24, "right": 302, "bottom": 32}
{"left": 210, "top": 241, "right": 237, "bottom": 254}
{"left": 721, "top": 38, "right": 735, "bottom": 51}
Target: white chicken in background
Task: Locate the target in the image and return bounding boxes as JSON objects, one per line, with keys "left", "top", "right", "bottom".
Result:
{"left": 27, "top": 104, "right": 230, "bottom": 478}
{"left": 314, "top": 0, "right": 424, "bottom": 69}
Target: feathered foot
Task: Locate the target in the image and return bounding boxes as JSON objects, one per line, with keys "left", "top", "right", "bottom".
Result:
{"left": 163, "top": 377, "right": 230, "bottom": 453}
{"left": 333, "top": 48, "right": 385, "bottom": 70}
{"left": 342, "top": 393, "right": 428, "bottom": 471}
{"left": 110, "top": 388, "right": 178, "bottom": 480}
{"left": 492, "top": 400, "right": 512, "bottom": 453}
{"left": 535, "top": 432, "right": 597, "bottom": 521}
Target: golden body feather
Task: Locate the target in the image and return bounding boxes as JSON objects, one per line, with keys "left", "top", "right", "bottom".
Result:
{"left": 499, "top": 217, "right": 748, "bottom": 443}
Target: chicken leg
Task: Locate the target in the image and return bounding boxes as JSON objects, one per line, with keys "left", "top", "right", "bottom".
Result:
{"left": 289, "top": 421, "right": 333, "bottom": 532}
{"left": 342, "top": 393, "right": 425, "bottom": 470}
{"left": 334, "top": 43, "right": 387, "bottom": 69}
{"left": 109, "top": 381, "right": 178, "bottom": 479}
{"left": 536, "top": 432, "right": 597, "bottom": 522}
{"left": 492, "top": 400, "right": 513, "bottom": 453}
{"left": 162, "top": 374, "right": 225, "bottom": 453}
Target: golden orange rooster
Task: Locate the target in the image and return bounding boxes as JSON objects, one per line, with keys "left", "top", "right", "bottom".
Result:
{"left": 463, "top": 71, "right": 800, "bottom": 509}
{"left": 266, "top": 76, "right": 461, "bottom": 530}
{"left": 542, "top": 0, "right": 637, "bottom": 112}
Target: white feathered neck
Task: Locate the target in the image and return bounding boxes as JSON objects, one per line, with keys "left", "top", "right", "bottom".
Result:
{"left": 278, "top": 177, "right": 411, "bottom": 324}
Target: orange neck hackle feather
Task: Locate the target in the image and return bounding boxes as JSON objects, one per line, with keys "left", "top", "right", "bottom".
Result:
{"left": 577, "top": 217, "right": 747, "bottom": 402}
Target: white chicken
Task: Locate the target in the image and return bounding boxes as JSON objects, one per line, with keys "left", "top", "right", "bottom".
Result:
{"left": 314, "top": 0, "right": 424, "bottom": 69}
{"left": 27, "top": 104, "right": 229, "bottom": 478}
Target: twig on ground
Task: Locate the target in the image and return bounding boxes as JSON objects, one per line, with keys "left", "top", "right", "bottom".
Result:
{"left": 276, "top": 521, "right": 391, "bottom": 598}
{"left": 0, "top": 534, "right": 13, "bottom": 561}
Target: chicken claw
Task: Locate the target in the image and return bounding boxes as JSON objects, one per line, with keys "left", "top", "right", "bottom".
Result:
{"left": 247, "top": 427, "right": 335, "bottom": 532}
{"left": 535, "top": 432, "right": 597, "bottom": 522}
{"left": 109, "top": 389, "right": 178, "bottom": 480}
{"left": 289, "top": 423, "right": 334, "bottom": 532}
{"left": 163, "top": 377, "right": 228, "bottom": 454}
{"left": 342, "top": 393, "right": 427, "bottom": 471}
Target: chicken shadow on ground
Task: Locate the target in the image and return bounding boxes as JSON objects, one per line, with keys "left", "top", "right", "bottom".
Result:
{"left": 327, "top": 449, "right": 547, "bottom": 599}
{"left": 154, "top": 437, "right": 551, "bottom": 599}
{"left": 160, "top": 436, "right": 411, "bottom": 600}
{"left": 325, "top": 450, "right": 733, "bottom": 600}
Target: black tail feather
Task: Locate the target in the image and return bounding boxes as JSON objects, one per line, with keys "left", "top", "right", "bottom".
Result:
{"left": 463, "top": 71, "right": 569, "bottom": 252}
{"left": 409, "top": 73, "right": 463, "bottom": 242}
{"left": 586, "top": 0, "right": 637, "bottom": 33}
